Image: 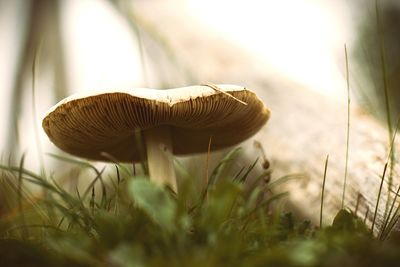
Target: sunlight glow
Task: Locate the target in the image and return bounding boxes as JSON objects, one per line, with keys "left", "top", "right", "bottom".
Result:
{"left": 186, "top": 0, "right": 350, "bottom": 97}
{"left": 62, "top": 0, "right": 143, "bottom": 93}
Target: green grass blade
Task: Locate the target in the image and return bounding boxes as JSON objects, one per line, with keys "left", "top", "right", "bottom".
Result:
{"left": 371, "top": 162, "right": 387, "bottom": 233}
{"left": 17, "top": 153, "right": 27, "bottom": 239}
{"left": 379, "top": 183, "right": 400, "bottom": 240}
{"left": 238, "top": 158, "right": 259, "bottom": 183}
{"left": 47, "top": 153, "right": 102, "bottom": 176}
{"left": 342, "top": 44, "right": 351, "bottom": 209}
{"left": 208, "top": 147, "right": 242, "bottom": 186}
{"left": 320, "top": 155, "right": 329, "bottom": 228}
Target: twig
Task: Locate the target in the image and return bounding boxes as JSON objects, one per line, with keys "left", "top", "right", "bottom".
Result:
{"left": 202, "top": 83, "right": 248, "bottom": 105}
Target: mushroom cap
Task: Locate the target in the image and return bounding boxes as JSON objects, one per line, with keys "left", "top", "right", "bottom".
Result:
{"left": 42, "top": 84, "right": 270, "bottom": 162}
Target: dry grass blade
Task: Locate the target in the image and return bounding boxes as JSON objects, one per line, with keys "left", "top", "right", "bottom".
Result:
{"left": 202, "top": 83, "right": 248, "bottom": 105}
{"left": 371, "top": 114, "right": 399, "bottom": 233}
{"left": 204, "top": 135, "right": 213, "bottom": 189}
{"left": 320, "top": 155, "right": 329, "bottom": 228}
{"left": 379, "top": 184, "right": 400, "bottom": 240}
{"left": 378, "top": 117, "right": 400, "bottom": 239}
{"left": 371, "top": 162, "right": 388, "bottom": 233}
{"left": 384, "top": 201, "right": 400, "bottom": 239}
{"left": 342, "top": 44, "right": 351, "bottom": 209}
{"left": 17, "top": 153, "right": 27, "bottom": 239}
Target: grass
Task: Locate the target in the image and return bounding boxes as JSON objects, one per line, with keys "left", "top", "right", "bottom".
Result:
{"left": 1, "top": 148, "right": 400, "bottom": 267}
{"left": 2, "top": 1, "right": 400, "bottom": 266}
{"left": 342, "top": 44, "right": 351, "bottom": 209}
{"left": 319, "top": 155, "right": 329, "bottom": 228}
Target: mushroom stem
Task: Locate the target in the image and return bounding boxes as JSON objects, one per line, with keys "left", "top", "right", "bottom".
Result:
{"left": 144, "top": 126, "right": 177, "bottom": 192}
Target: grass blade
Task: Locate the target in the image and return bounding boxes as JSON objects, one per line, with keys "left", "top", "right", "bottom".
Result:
{"left": 320, "top": 155, "right": 329, "bottom": 228}
{"left": 379, "top": 183, "right": 400, "bottom": 240}
{"left": 208, "top": 147, "right": 242, "bottom": 186}
{"left": 238, "top": 158, "right": 259, "bottom": 183}
{"left": 342, "top": 44, "right": 351, "bottom": 209}
{"left": 17, "top": 154, "right": 27, "bottom": 239}
{"left": 47, "top": 153, "right": 102, "bottom": 176}
{"left": 371, "top": 162, "right": 388, "bottom": 233}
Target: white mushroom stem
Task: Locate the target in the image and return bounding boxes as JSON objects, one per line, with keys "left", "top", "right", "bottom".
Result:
{"left": 144, "top": 126, "right": 177, "bottom": 192}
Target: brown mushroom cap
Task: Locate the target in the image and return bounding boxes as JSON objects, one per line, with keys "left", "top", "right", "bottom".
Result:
{"left": 42, "top": 84, "right": 270, "bottom": 162}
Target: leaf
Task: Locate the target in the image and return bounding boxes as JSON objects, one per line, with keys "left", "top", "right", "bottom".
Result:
{"left": 331, "top": 209, "right": 370, "bottom": 235}
{"left": 208, "top": 147, "right": 242, "bottom": 186}
{"left": 331, "top": 209, "right": 356, "bottom": 232}
{"left": 201, "top": 180, "right": 243, "bottom": 229}
{"left": 128, "top": 178, "right": 177, "bottom": 232}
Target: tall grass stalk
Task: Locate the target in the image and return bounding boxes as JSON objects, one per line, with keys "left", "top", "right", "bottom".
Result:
{"left": 378, "top": 117, "right": 400, "bottom": 239}
{"left": 342, "top": 44, "right": 351, "bottom": 209}
{"left": 320, "top": 155, "right": 329, "bottom": 228}
{"left": 371, "top": 162, "right": 387, "bottom": 233}
{"left": 17, "top": 153, "right": 28, "bottom": 239}
{"left": 204, "top": 135, "right": 213, "bottom": 188}
{"left": 371, "top": 116, "right": 399, "bottom": 233}
{"left": 384, "top": 199, "right": 400, "bottom": 239}
{"left": 379, "top": 184, "right": 400, "bottom": 240}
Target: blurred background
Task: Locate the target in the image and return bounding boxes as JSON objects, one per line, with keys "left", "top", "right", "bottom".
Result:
{"left": 0, "top": 0, "right": 399, "bottom": 172}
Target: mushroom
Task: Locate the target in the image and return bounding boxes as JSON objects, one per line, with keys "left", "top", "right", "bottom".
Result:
{"left": 42, "top": 84, "right": 270, "bottom": 192}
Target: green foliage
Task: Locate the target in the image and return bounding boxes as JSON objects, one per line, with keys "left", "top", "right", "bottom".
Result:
{"left": 1, "top": 152, "right": 400, "bottom": 267}
{"left": 330, "top": 209, "right": 370, "bottom": 234}
{"left": 129, "top": 178, "right": 177, "bottom": 232}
